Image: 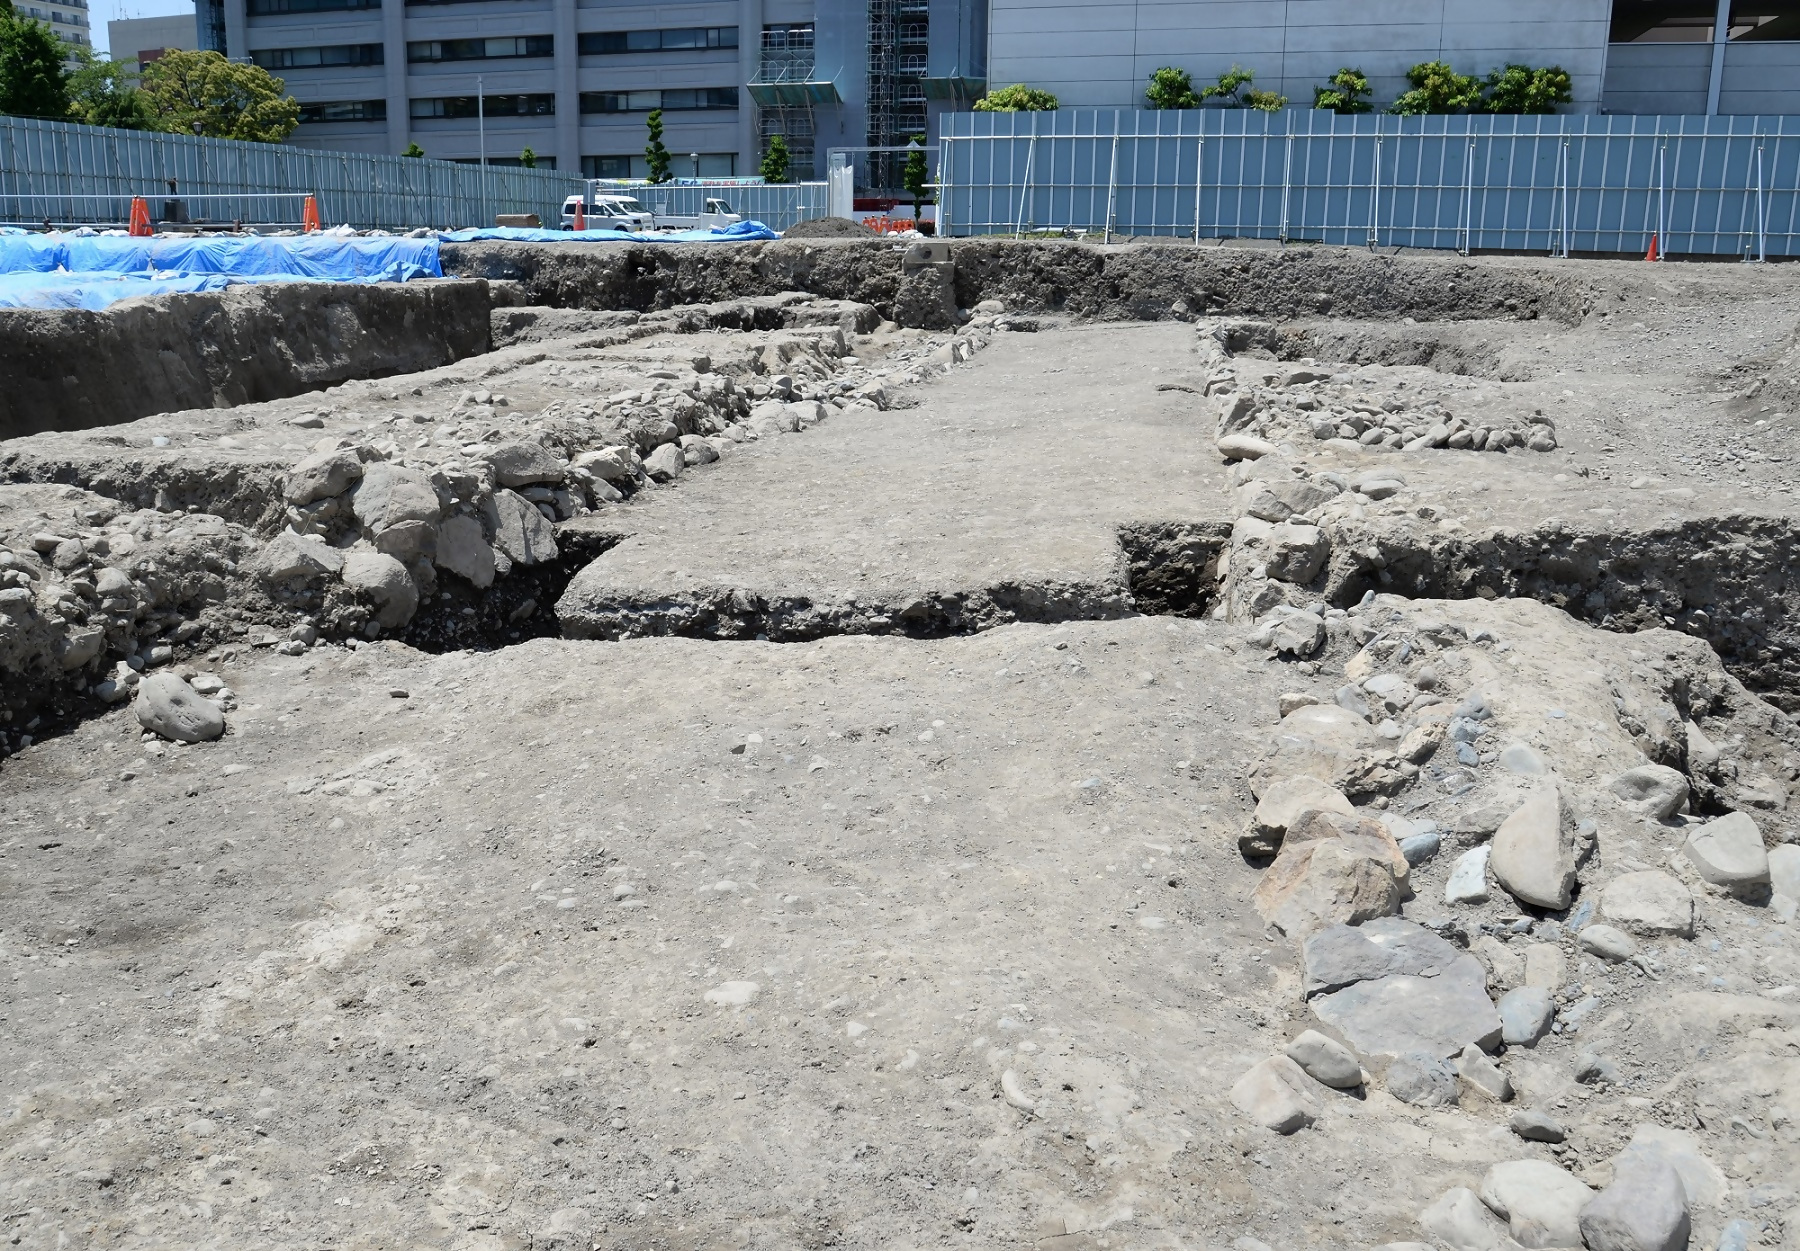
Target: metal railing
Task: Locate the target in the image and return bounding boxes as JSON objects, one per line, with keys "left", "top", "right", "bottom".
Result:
{"left": 0, "top": 115, "right": 582, "bottom": 231}
{"left": 937, "top": 109, "right": 1800, "bottom": 258}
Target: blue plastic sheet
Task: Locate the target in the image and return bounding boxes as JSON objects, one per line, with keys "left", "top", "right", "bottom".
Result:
{"left": 0, "top": 228, "right": 66, "bottom": 273}
{"left": 0, "top": 269, "right": 235, "bottom": 310}
{"left": 436, "top": 220, "right": 779, "bottom": 244}
{"left": 63, "top": 234, "right": 443, "bottom": 281}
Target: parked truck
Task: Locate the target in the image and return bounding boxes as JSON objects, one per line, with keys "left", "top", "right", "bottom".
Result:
{"left": 649, "top": 198, "right": 743, "bottom": 231}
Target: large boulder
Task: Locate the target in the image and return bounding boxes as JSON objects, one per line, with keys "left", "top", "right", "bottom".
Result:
{"left": 1243, "top": 774, "right": 1356, "bottom": 857}
{"left": 341, "top": 550, "right": 419, "bottom": 629}
{"left": 1252, "top": 809, "right": 1409, "bottom": 938}
{"left": 1579, "top": 1154, "right": 1690, "bottom": 1251}
{"left": 351, "top": 462, "right": 442, "bottom": 535}
{"left": 435, "top": 513, "right": 496, "bottom": 589}
{"left": 1301, "top": 916, "right": 1460, "bottom": 998}
{"left": 482, "top": 489, "right": 559, "bottom": 567}
{"left": 1309, "top": 922, "right": 1503, "bottom": 1061}
{"left": 1600, "top": 871, "right": 1696, "bottom": 937}
{"left": 1490, "top": 785, "right": 1575, "bottom": 910}
{"left": 1479, "top": 1160, "right": 1592, "bottom": 1249}
{"left": 134, "top": 673, "right": 225, "bottom": 743}
{"left": 253, "top": 531, "right": 345, "bottom": 586}
{"left": 284, "top": 447, "right": 364, "bottom": 505}
{"left": 1681, "top": 812, "right": 1769, "bottom": 891}
{"left": 1252, "top": 702, "right": 1400, "bottom": 800}
{"left": 485, "top": 440, "right": 567, "bottom": 487}
{"left": 1228, "top": 1055, "right": 1319, "bottom": 1134}
{"left": 1608, "top": 764, "right": 1689, "bottom": 820}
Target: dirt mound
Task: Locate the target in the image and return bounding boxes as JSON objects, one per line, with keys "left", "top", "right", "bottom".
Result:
{"left": 782, "top": 216, "right": 879, "bottom": 239}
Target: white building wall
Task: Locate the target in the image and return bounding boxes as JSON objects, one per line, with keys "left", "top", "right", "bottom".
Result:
{"left": 987, "top": 0, "right": 1613, "bottom": 114}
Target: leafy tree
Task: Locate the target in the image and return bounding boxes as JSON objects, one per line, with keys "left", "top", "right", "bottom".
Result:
{"left": 1144, "top": 66, "right": 1200, "bottom": 110}
{"left": 902, "top": 135, "right": 928, "bottom": 219}
{"left": 644, "top": 107, "right": 671, "bottom": 183}
{"left": 1483, "top": 63, "right": 1572, "bottom": 114}
{"left": 402, "top": 141, "right": 424, "bottom": 158}
{"left": 519, "top": 145, "right": 536, "bottom": 169}
{"left": 1199, "top": 65, "right": 1256, "bottom": 107}
{"left": 0, "top": 3, "right": 69, "bottom": 121}
{"left": 972, "top": 83, "right": 1058, "bottom": 112}
{"left": 1243, "top": 88, "right": 1287, "bottom": 113}
{"left": 1312, "top": 66, "right": 1372, "bottom": 114}
{"left": 66, "top": 48, "right": 155, "bottom": 129}
{"left": 1389, "top": 60, "right": 1483, "bottom": 115}
{"left": 759, "top": 132, "right": 790, "bottom": 184}
{"left": 140, "top": 49, "right": 298, "bottom": 141}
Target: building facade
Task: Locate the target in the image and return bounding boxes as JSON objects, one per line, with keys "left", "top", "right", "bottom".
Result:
{"left": 197, "top": 0, "right": 984, "bottom": 185}
{"left": 985, "top": 0, "right": 1800, "bottom": 117}
{"left": 17, "top": 0, "right": 91, "bottom": 64}
{"left": 107, "top": 13, "right": 197, "bottom": 71}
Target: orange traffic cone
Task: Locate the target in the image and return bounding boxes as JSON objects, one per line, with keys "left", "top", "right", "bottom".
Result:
{"left": 573, "top": 198, "right": 585, "bottom": 231}
{"left": 128, "top": 196, "right": 152, "bottom": 237}
{"left": 302, "top": 194, "right": 321, "bottom": 232}
{"left": 1645, "top": 232, "right": 1659, "bottom": 262}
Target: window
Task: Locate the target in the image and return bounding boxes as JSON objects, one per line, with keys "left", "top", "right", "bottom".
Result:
{"left": 453, "top": 155, "right": 557, "bottom": 168}
{"left": 248, "top": 0, "right": 378, "bottom": 15}
{"left": 298, "top": 99, "right": 387, "bottom": 122}
{"left": 408, "top": 36, "right": 551, "bottom": 62}
{"left": 578, "top": 27, "right": 737, "bottom": 55}
{"left": 581, "top": 153, "right": 734, "bottom": 179}
{"left": 1613, "top": 0, "right": 1800, "bottom": 40}
{"left": 252, "top": 43, "right": 383, "bottom": 69}
{"left": 1730, "top": 1, "right": 1800, "bottom": 38}
{"left": 410, "top": 93, "right": 554, "bottom": 118}
{"left": 578, "top": 88, "right": 735, "bottom": 113}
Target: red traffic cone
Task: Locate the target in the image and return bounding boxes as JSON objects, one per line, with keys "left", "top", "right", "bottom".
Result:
{"left": 1645, "top": 232, "right": 1659, "bottom": 262}
{"left": 573, "top": 198, "right": 585, "bottom": 231}
{"left": 302, "top": 194, "right": 322, "bottom": 232}
{"left": 128, "top": 196, "right": 152, "bottom": 237}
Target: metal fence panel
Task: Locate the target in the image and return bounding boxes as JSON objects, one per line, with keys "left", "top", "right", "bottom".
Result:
{"left": 0, "top": 115, "right": 582, "bottom": 231}
{"left": 939, "top": 110, "right": 1800, "bottom": 258}
{"left": 589, "top": 180, "right": 829, "bottom": 231}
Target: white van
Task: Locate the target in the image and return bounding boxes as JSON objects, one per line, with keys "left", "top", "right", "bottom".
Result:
{"left": 560, "top": 194, "right": 653, "bottom": 231}
{"left": 653, "top": 198, "right": 743, "bottom": 231}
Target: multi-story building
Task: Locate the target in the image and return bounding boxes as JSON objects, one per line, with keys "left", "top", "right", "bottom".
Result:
{"left": 195, "top": 0, "right": 986, "bottom": 186}
{"left": 16, "top": 0, "right": 91, "bottom": 65}
{"left": 107, "top": 13, "right": 197, "bottom": 72}
{"left": 985, "top": 0, "right": 1800, "bottom": 118}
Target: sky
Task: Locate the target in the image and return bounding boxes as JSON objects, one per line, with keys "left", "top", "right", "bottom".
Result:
{"left": 89, "top": 0, "right": 195, "bottom": 58}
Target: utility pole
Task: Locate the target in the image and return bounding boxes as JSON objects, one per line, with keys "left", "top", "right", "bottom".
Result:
{"left": 477, "top": 74, "right": 487, "bottom": 225}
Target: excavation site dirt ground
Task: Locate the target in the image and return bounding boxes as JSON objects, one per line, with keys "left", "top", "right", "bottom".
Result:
{"left": 4, "top": 240, "right": 1800, "bottom": 1251}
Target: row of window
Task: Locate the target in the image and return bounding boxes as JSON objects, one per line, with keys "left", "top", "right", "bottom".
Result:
{"left": 300, "top": 91, "right": 741, "bottom": 123}
{"left": 580, "top": 27, "right": 736, "bottom": 54}
{"left": 253, "top": 43, "right": 382, "bottom": 69}
{"left": 409, "top": 35, "right": 551, "bottom": 62}
{"left": 248, "top": 28, "right": 751, "bottom": 66}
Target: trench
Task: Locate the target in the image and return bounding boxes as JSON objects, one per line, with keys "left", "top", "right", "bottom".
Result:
{"left": 1210, "top": 318, "right": 1514, "bottom": 380}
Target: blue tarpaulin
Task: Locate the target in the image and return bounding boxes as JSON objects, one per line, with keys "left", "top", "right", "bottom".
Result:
{"left": 0, "top": 228, "right": 65, "bottom": 273}
{"left": 0, "top": 269, "right": 235, "bottom": 310}
{"left": 62, "top": 234, "right": 443, "bottom": 281}
{"left": 435, "top": 220, "right": 779, "bottom": 244}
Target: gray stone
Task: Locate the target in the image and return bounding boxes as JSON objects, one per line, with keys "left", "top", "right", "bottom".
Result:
{"left": 1254, "top": 701, "right": 1393, "bottom": 799}
{"left": 1480, "top": 1159, "right": 1591, "bottom": 1249}
{"left": 1491, "top": 786, "right": 1575, "bottom": 910}
{"left": 1577, "top": 924, "right": 1639, "bottom": 963}
{"left": 1497, "top": 986, "right": 1555, "bottom": 1046}
{"left": 435, "top": 513, "right": 496, "bottom": 589}
{"left": 1579, "top": 1155, "right": 1690, "bottom": 1251}
{"left": 679, "top": 434, "right": 719, "bottom": 466}
{"left": 373, "top": 518, "right": 436, "bottom": 560}
{"left": 482, "top": 489, "right": 559, "bottom": 567}
{"left": 1252, "top": 809, "right": 1409, "bottom": 938}
{"left": 1398, "top": 830, "right": 1442, "bottom": 866}
{"left": 1685, "top": 721, "right": 1721, "bottom": 771}
{"left": 1446, "top": 845, "right": 1491, "bottom": 904}
{"left": 571, "top": 445, "right": 641, "bottom": 483}
{"left": 284, "top": 447, "right": 364, "bottom": 505}
{"left": 1335, "top": 683, "right": 1372, "bottom": 720}
{"left": 1228, "top": 1055, "right": 1319, "bottom": 1134}
{"left": 1301, "top": 916, "right": 1463, "bottom": 997}
{"left": 1311, "top": 952, "right": 1503, "bottom": 1060}
{"left": 1284, "top": 1029, "right": 1362, "bottom": 1088}
{"left": 341, "top": 550, "right": 419, "bottom": 629}
{"left": 1243, "top": 774, "right": 1355, "bottom": 857}
{"left": 253, "top": 532, "right": 345, "bottom": 586}
{"left": 1770, "top": 843, "right": 1800, "bottom": 901}
{"left": 1600, "top": 871, "right": 1695, "bottom": 937}
{"left": 134, "top": 673, "right": 225, "bottom": 743}
{"left": 485, "top": 440, "right": 566, "bottom": 487}
{"left": 1242, "top": 478, "right": 1339, "bottom": 523}
{"left": 1608, "top": 765, "right": 1689, "bottom": 820}
{"left": 1456, "top": 1044, "right": 1514, "bottom": 1103}
{"left": 1574, "top": 1051, "right": 1621, "bottom": 1085}
{"left": 1218, "top": 433, "right": 1278, "bottom": 461}
{"left": 1682, "top": 811, "right": 1769, "bottom": 890}
{"left": 644, "top": 443, "right": 686, "bottom": 482}
{"left": 1499, "top": 742, "right": 1550, "bottom": 775}
{"left": 1421, "top": 1187, "right": 1511, "bottom": 1251}
{"left": 1387, "top": 1052, "right": 1458, "bottom": 1106}
{"left": 1265, "top": 523, "right": 1329, "bottom": 584}
{"left": 1510, "top": 1110, "right": 1568, "bottom": 1143}
{"left": 1249, "top": 608, "right": 1326, "bottom": 658}
{"left": 351, "top": 462, "right": 442, "bottom": 534}
{"left": 1614, "top": 1126, "right": 1728, "bottom": 1209}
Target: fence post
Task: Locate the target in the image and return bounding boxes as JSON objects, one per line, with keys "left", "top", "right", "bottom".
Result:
{"left": 1278, "top": 128, "right": 1293, "bottom": 244}
{"left": 1194, "top": 132, "right": 1204, "bottom": 247}
{"left": 1016, "top": 123, "right": 1037, "bottom": 239}
{"left": 1103, "top": 112, "right": 1120, "bottom": 244}
{"left": 1751, "top": 140, "right": 1767, "bottom": 263}
{"left": 1657, "top": 141, "right": 1667, "bottom": 261}
{"left": 1369, "top": 132, "right": 1382, "bottom": 249}
{"left": 1458, "top": 138, "right": 1474, "bottom": 256}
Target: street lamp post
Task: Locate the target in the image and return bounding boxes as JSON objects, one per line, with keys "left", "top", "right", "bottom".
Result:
{"left": 690, "top": 152, "right": 700, "bottom": 179}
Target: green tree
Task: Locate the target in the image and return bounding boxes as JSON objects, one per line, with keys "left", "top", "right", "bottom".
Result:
{"left": 1483, "top": 63, "right": 1573, "bottom": 114}
{"left": 66, "top": 48, "right": 155, "bottom": 129}
{"left": 1199, "top": 65, "right": 1256, "bottom": 107}
{"left": 901, "top": 135, "right": 928, "bottom": 219}
{"left": 1389, "top": 60, "right": 1483, "bottom": 114}
{"left": 140, "top": 49, "right": 298, "bottom": 141}
{"left": 1243, "top": 88, "right": 1287, "bottom": 112}
{"left": 644, "top": 107, "right": 672, "bottom": 183}
{"left": 759, "top": 133, "right": 790, "bottom": 184}
{"left": 519, "top": 145, "right": 536, "bottom": 169}
{"left": 402, "top": 141, "right": 424, "bottom": 158}
{"left": 0, "top": 3, "right": 70, "bottom": 121}
{"left": 1312, "top": 66, "right": 1372, "bottom": 114}
{"left": 972, "top": 83, "right": 1058, "bottom": 111}
{"left": 1144, "top": 66, "right": 1201, "bottom": 110}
